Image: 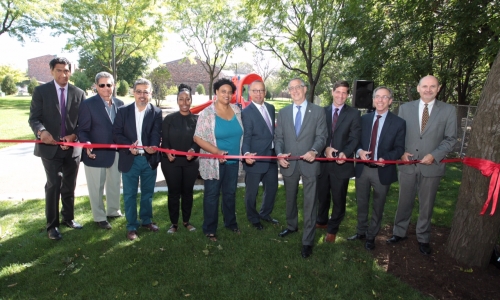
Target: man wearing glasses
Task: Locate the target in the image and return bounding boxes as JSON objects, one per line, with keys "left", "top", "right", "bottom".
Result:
{"left": 275, "top": 78, "right": 327, "bottom": 258}
{"left": 113, "top": 78, "right": 162, "bottom": 240}
{"left": 78, "top": 72, "right": 124, "bottom": 230}
{"left": 241, "top": 80, "right": 279, "bottom": 230}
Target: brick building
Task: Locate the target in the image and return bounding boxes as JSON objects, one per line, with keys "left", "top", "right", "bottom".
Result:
{"left": 28, "top": 55, "right": 77, "bottom": 83}
{"left": 164, "top": 58, "right": 225, "bottom": 95}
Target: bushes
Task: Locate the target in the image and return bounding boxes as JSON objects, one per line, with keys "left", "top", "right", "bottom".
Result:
{"left": 27, "top": 78, "right": 39, "bottom": 95}
{"left": 117, "top": 80, "right": 129, "bottom": 96}
{"left": 196, "top": 83, "right": 205, "bottom": 95}
{"left": 1, "top": 75, "right": 17, "bottom": 95}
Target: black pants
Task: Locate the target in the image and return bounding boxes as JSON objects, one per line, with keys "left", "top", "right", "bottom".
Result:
{"left": 316, "top": 168, "right": 349, "bottom": 234}
{"left": 161, "top": 158, "right": 199, "bottom": 224}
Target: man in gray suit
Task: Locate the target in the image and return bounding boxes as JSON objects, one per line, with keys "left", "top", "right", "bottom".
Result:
{"left": 387, "top": 75, "right": 457, "bottom": 255}
{"left": 275, "top": 78, "right": 328, "bottom": 258}
{"left": 78, "top": 72, "right": 124, "bottom": 230}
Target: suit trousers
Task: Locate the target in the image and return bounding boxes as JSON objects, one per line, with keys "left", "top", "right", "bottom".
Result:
{"left": 122, "top": 156, "right": 157, "bottom": 231}
{"left": 244, "top": 164, "right": 278, "bottom": 224}
{"left": 355, "top": 166, "right": 390, "bottom": 239}
{"left": 41, "top": 147, "right": 80, "bottom": 230}
{"left": 161, "top": 159, "right": 199, "bottom": 224}
{"left": 84, "top": 152, "right": 122, "bottom": 222}
{"left": 393, "top": 164, "right": 441, "bottom": 243}
{"left": 317, "top": 166, "right": 350, "bottom": 234}
{"left": 283, "top": 165, "right": 317, "bottom": 246}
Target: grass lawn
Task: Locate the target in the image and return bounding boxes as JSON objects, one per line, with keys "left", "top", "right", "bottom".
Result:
{"left": 0, "top": 96, "right": 33, "bottom": 149}
{"left": 0, "top": 164, "right": 462, "bottom": 299}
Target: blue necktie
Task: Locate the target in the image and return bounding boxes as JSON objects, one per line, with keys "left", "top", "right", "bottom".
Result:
{"left": 295, "top": 105, "right": 302, "bottom": 137}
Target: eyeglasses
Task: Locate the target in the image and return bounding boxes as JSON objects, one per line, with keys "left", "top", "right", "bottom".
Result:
{"left": 251, "top": 89, "right": 265, "bottom": 94}
{"left": 288, "top": 85, "right": 304, "bottom": 92}
{"left": 373, "top": 95, "right": 391, "bottom": 100}
{"left": 98, "top": 84, "right": 113, "bottom": 88}
{"left": 135, "top": 90, "right": 150, "bottom": 95}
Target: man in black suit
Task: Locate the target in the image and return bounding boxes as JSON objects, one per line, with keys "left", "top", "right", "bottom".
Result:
{"left": 28, "top": 57, "right": 86, "bottom": 240}
{"left": 241, "top": 80, "right": 279, "bottom": 230}
{"left": 78, "top": 72, "right": 124, "bottom": 230}
{"left": 113, "top": 78, "right": 162, "bottom": 241}
{"left": 316, "top": 80, "right": 361, "bottom": 243}
{"left": 348, "top": 86, "right": 406, "bottom": 250}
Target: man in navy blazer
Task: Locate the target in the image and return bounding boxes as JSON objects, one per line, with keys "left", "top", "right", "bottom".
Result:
{"left": 348, "top": 86, "right": 406, "bottom": 250}
{"left": 78, "top": 72, "right": 124, "bottom": 230}
{"left": 241, "top": 80, "right": 279, "bottom": 230}
{"left": 28, "top": 57, "right": 86, "bottom": 240}
{"left": 113, "top": 78, "right": 162, "bottom": 240}
{"left": 317, "top": 81, "right": 361, "bottom": 243}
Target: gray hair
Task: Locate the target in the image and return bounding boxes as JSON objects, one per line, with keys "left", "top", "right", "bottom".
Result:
{"left": 133, "top": 78, "right": 152, "bottom": 90}
{"left": 372, "top": 86, "right": 394, "bottom": 99}
{"left": 288, "top": 77, "right": 306, "bottom": 88}
{"left": 95, "top": 72, "right": 114, "bottom": 84}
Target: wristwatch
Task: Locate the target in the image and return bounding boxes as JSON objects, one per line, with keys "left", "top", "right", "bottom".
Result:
{"left": 37, "top": 129, "right": 46, "bottom": 139}
{"left": 310, "top": 148, "right": 318, "bottom": 155}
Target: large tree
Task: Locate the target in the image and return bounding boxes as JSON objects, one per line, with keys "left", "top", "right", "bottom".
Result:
{"left": 148, "top": 65, "right": 172, "bottom": 107}
{"left": 0, "top": 0, "right": 56, "bottom": 41}
{"left": 445, "top": 49, "right": 500, "bottom": 269}
{"left": 169, "top": 0, "right": 250, "bottom": 99}
{"left": 0, "top": 65, "right": 26, "bottom": 83}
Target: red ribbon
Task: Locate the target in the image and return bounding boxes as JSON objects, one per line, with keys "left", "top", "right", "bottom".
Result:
{"left": 462, "top": 157, "right": 500, "bottom": 216}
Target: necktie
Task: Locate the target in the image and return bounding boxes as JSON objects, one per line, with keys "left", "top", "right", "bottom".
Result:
{"left": 60, "top": 88, "right": 66, "bottom": 137}
{"left": 260, "top": 105, "right": 273, "bottom": 134}
{"left": 330, "top": 108, "right": 339, "bottom": 146}
{"left": 295, "top": 106, "right": 302, "bottom": 137}
{"left": 421, "top": 104, "right": 429, "bottom": 133}
{"left": 368, "top": 115, "right": 382, "bottom": 158}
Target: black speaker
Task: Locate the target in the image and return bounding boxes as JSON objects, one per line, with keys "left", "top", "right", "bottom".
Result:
{"left": 352, "top": 80, "right": 374, "bottom": 109}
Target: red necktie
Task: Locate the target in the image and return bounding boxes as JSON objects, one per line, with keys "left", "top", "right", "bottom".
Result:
{"left": 60, "top": 88, "right": 66, "bottom": 137}
{"left": 369, "top": 115, "right": 382, "bottom": 157}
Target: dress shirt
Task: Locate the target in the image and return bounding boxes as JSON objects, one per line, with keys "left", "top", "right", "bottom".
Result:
{"left": 418, "top": 99, "right": 435, "bottom": 130}
{"left": 135, "top": 103, "right": 150, "bottom": 154}
{"left": 356, "top": 110, "right": 388, "bottom": 160}
{"left": 252, "top": 101, "right": 274, "bottom": 148}
{"left": 54, "top": 81, "right": 68, "bottom": 107}
{"left": 331, "top": 103, "right": 345, "bottom": 119}
{"left": 293, "top": 100, "right": 308, "bottom": 127}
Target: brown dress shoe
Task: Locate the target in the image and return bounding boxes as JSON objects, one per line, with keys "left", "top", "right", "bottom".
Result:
{"left": 127, "top": 230, "right": 138, "bottom": 240}
{"left": 142, "top": 223, "right": 159, "bottom": 232}
{"left": 324, "top": 233, "right": 336, "bottom": 243}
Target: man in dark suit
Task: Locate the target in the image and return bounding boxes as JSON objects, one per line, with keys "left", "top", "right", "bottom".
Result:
{"left": 113, "top": 78, "right": 162, "bottom": 241}
{"left": 275, "top": 78, "right": 327, "bottom": 258}
{"left": 241, "top": 80, "right": 279, "bottom": 230}
{"left": 78, "top": 72, "right": 124, "bottom": 230}
{"left": 28, "top": 57, "right": 86, "bottom": 240}
{"left": 348, "top": 86, "right": 406, "bottom": 250}
{"left": 316, "top": 81, "right": 361, "bottom": 243}
{"left": 387, "top": 75, "right": 457, "bottom": 255}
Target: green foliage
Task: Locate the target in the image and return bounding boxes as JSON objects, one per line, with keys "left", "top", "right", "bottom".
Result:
{"left": 1, "top": 75, "right": 17, "bottom": 95}
{"left": 196, "top": 83, "right": 205, "bottom": 95}
{"left": 71, "top": 70, "right": 92, "bottom": 94}
{"left": 117, "top": 80, "right": 129, "bottom": 97}
{"left": 27, "top": 77, "right": 38, "bottom": 95}
{"left": 0, "top": 65, "right": 26, "bottom": 84}
{"left": 265, "top": 89, "right": 272, "bottom": 100}
{"left": 148, "top": 65, "right": 172, "bottom": 106}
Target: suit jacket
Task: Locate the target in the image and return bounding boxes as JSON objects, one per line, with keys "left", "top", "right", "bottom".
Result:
{"left": 275, "top": 101, "right": 327, "bottom": 178}
{"left": 320, "top": 104, "right": 361, "bottom": 179}
{"left": 77, "top": 95, "right": 124, "bottom": 168}
{"left": 28, "top": 80, "right": 86, "bottom": 158}
{"left": 398, "top": 100, "right": 457, "bottom": 177}
{"left": 354, "top": 111, "right": 406, "bottom": 185}
{"left": 112, "top": 102, "right": 162, "bottom": 173}
{"left": 241, "top": 102, "right": 277, "bottom": 173}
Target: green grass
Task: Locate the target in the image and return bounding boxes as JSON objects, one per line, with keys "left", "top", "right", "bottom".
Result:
{"left": 267, "top": 98, "right": 292, "bottom": 111}
{"left": 0, "top": 165, "right": 462, "bottom": 299}
{"left": 0, "top": 97, "right": 34, "bottom": 149}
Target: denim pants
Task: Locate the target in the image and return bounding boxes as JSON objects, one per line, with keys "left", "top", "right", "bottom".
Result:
{"left": 202, "top": 163, "right": 239, "bottom": 235}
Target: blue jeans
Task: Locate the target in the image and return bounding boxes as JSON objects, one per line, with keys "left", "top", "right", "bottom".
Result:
{"left": 122, "top": 156, "right": 157, "bottom": 231}
{"left": 202, "top": 163, "right": 239, "bottom": 235}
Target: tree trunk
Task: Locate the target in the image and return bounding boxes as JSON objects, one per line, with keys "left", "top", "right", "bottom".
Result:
{"left": 446, "top": 49, "right": 500, "bottom": 268}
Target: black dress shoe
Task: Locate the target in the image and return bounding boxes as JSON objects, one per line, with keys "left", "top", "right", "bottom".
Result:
{"left": 386, "top": 235, "right": 407, "bottom": 244}
{"left": 365, "top": 239, "right": 375, "bottom": 250}
{"left": 107, "top": 213, "right": 123, "bottom": 219}
{"left": 48, "top": 227, "right": 62, "bottom": 240}
{"left": 347, "top": 233, "right": 366, "bottom": 241}
{"left": 262, "top": 217, "right": 279, "bottom": 224}
{"left": 419, "top": 242, "right": 432, "bottom": 255}
{"left": 96, "top": 220, "right": 112, "bottom": 230}
{"left": 278, "top": 228, "right": 298, "bottom": 237}
{"left": 252, "top": 222, "right": 264, "bottom": 230}
{"left": 301, "top": 245, "right": 313, "bottom": 258}
{"left": 62, "top": 219, "right": 83, "bottom": 229}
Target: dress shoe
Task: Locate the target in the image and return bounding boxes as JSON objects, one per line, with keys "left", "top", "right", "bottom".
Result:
{"left": 62, "top": 219, "right": 83, "bottom": 229}
{"left": 301, "top": 245, "right": 313, "bottom": 258}
{"left": 324, "top": 233, "right": 336, "bottom": 243}
{"left": 127, "top": 230, "right": 138, "bottom": 240}
{"left": 419, "top": 242, "right": 432, "bottom": 255}
{"left": 315, "top": 223, "right": 328, "bottom": 229}
{"left": 142, "top": 223, "right": 159, "bottom": 232}
{"left": 48, "top": 227, "right": 62, "bottom": 240}
{"left": 347, "top": 233, "right": 366, "bottom": 241}
{"left": 96, "top": 220, "right": 112, "bottom": 230}
{"left": 365, "top": 239, "right": 375, "bottom": 250}
{"left": 262, "top": 217, "right": 279, "bottom": 224}
{"left": 107, "top": 213, "right": 123, "bottom": 219}
{"left": 252, "top": 222, "right": 264, "bottom": 230}
{"left": 278, "top": 228, "right": 298, "bottom": 237}
{"left": 386, "top": 235, "right": 407, "bottom": 244}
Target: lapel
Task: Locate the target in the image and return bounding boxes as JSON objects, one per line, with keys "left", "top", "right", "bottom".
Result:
{"left": 128, "top": 103, "right": 138, "bottom": 141}
{"left": 325, "top": 105, "right": 333, "bottom": 132}
{"left": 378, "top": 112, "right": 393, "bottom": 146}
{"left": 66, "top": 84, "right": 74, "bottom": 112}
{"left": 335, "top": 104, "right": 349, "bottom": 131}
{"left": 95, "top": 94, "right": 113, "bottom": 125}
{"left": 256, "top": 103, "right": 273, "bottom": 136}
{"left": 298, "top": 101, "right": 313, "bottom": 137}
{"left": 409, "top": 101, "right": 420, "bottom": 135}
{"left": 141, "top": 104, "right": 153, "bottom": 141}
{"left": 422, "top": 100, "right": 440, "bottom": 135}
{"left": 49, "top": 81, "right": 61, "bottom": 114}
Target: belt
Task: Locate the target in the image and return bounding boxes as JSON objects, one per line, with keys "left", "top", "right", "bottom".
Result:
{"left": 365, "top": 163, "right": 378, "bottom": 168}
{"left": 137, "top": 152, "right": 147, "bottom": 156}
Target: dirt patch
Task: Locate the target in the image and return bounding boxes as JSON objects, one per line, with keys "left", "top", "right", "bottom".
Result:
{"left": 372, "top": 225, "right": 500, "bottom": 299}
